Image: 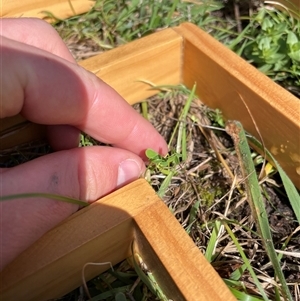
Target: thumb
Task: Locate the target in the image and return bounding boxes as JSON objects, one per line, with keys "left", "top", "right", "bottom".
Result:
{"left": 0, "top": 146, "right": 145, "bottom": 270}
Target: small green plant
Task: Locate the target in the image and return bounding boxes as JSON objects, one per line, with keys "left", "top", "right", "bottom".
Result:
{"left": 145, "top": 149, "right": 181, "bottom": 175}
{"left": 229, "top": 5, "right": 300, "bottom": 92}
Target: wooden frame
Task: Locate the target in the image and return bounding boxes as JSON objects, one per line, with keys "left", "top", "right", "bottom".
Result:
{"left": 272, "top": 0, "right": 300, "bottom": 12}
{"left": 1, "top": 2, "right": 300, "bottom": 300}
{"left": 1, "top": 0, "right": 95, "bottom": 20}
{"left": 80, "top": 23, "right": 300, "bottom": 192}
{"left": 1, "top": 179, "right": 236, "bottom": 301}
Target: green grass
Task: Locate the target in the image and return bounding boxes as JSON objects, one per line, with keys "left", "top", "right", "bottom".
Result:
{"left": 54, "top": 0, "right": 224, "bottom": 47}
{"left": 53, "top": 0, "right": 300, "bottom": 96}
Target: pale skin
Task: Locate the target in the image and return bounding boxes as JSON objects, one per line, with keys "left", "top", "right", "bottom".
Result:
{"left": 0, "top": 18, "right": 168, "bottom": 271}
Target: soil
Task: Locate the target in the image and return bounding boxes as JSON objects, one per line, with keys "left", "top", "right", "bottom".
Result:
{"left": 138, "top": 91, "right": 300, "bottom": 299}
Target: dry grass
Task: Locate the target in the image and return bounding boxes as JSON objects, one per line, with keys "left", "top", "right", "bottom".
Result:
{"left": 139, "top": 87, "right": 299, "bottom": 300}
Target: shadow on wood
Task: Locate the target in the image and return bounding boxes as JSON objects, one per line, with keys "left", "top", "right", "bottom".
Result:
{"left": 0, "top": 179, "right": 236, "bottom": 301}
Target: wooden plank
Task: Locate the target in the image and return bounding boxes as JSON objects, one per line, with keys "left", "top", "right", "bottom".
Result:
{"left": 0, "top": 180, "right": 156, "bottom": 300}
{"left": 174, "top": 22, "right": 300, "bottom": 189}
{"left": 79, "top": 28, "right": 182, "bottom": 105}
{"left": 275, "top": 0, "right": 300, "bottom": 13}
{"left": 1, "top": 0, "right": 95, "bottom": 21}
{"left": 134, "top": 201, "right": 236, "bottom": 301}
{"left": 0, "top": 115, "right": 46, "bottom": 151}
{"left": 0, "top": 179, "right": 235, "bottom": 300}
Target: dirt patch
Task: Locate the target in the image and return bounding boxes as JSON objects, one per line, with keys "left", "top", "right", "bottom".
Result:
{"left": 136, "top": 89, "right": 300, "bottom": 298}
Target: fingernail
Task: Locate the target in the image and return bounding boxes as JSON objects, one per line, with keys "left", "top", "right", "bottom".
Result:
{"left": 117, "top": 159, "right": 141, "bottom": 187}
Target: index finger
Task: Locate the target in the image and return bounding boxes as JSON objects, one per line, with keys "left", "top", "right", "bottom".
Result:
{"left": 1, "top": 36, "right": 168, "bottom": 157}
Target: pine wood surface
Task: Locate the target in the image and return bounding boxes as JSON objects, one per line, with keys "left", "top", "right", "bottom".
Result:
{"left": 134, "top": 200, "right": 237, "bottom": 301}
{"left": 79, "top": 27, "right": 182, "bottom": 104}
{"left": 173, "top": 23, "right": 300, "bottom": 189}
{"left": 0, "top": 179, "right": 236, "bottom": 301}
{"left": 2, "top": 0, "right": 95, "bottom": 20}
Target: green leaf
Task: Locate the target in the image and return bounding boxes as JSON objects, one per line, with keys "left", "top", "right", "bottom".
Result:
{"left": 258, "top": 36, "right": 271, "bottom": 51}
{"left": 289, "top": 48, "right": 300, "bottom": 62}
{"left": 248, "top": 135, "right": 300, "bottom": 224}
{"left": 157, "top": 171, "right": 175, "bottom": 198}
{"left": 223, "top": 222, "right": 270, "bottom": 301}
{"left": 130, "top": 245, "right": 157, "bottom": 297}
{"left": 145, "top": 149, "right": 159, "bottom": 160}
{"left": 226, "top": 121, "right": 293, "bottom": 300}
{"left": 115, "top": 292, "right": 127, "bottom": 301}
{"left": 261, "top": 17, "right": 273, "bottom": 30}
{"left": 287, "top": 31, "right": 298, "bottom": 46}
{"left": 205, "top": 220, "right": 221, "bottom": 263}
{"left": 228, "top": 286, "right": 265, "bottom": 301}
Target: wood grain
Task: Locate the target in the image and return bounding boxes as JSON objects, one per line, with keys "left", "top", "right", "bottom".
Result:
{"left": 2, "top": 21, "right": 299, "bottom": 190}
{"left": 1, "top": 0, "right": 95, "bottom": 21}
{"left": 134, "top": 201, "right": 236, "bottom": 301}
{"left": 0, "top": 179, "right": 235, "bottom": 301}
{"left": 79, "top": 28, "right": 182, "bottom": 105}
{"left": 174, "top": 22, "right": 300, "bottom": 189}
{"left": 0, "top": 180, "right": 154, "bottom": 300}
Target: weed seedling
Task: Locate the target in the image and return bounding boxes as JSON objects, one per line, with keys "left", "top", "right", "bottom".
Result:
{"left": 145, "top": 149, "right": 181, "bottom": 176}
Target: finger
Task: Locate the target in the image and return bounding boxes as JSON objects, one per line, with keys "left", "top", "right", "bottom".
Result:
{"left": 1, "top": 37, "right": 168, "bottom": 157}
{"left": 0, "top": 18, "right": 81, "bottom": 150}
{"left": 0, "top": 18, "right": 75, "bottom": 62}
{"left": 0, "top": 146, "right": 145, "bottom": 270}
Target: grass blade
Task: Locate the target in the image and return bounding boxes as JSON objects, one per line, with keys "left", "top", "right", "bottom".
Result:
{"left": 0, "top": 193, "right": 88, "bottom": 207}
{"left": 157, "top": 171, "right": 175, "bottom": 198}
{"left": 227, "top": 285, "right": 265, "bottom": 301}
{"left": 248, "top": 135, "right": 300, "bottom": 223}
{"left": 205, "top": 220, "right": 221, "bottom": 262}
{"left": 226, "top": 121, "right": 293, "bottom": 301}
{"left": 223, "top": 222, "right": 269, "bottom": 301}
{"left": 130, "top": 242, "right": 168, "bottom": 299}
{"left": 176, "top": 83, "right": 196, "bottom": 156}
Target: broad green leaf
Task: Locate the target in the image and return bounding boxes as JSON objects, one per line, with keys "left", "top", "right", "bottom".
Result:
{"left": 287, "top": 31, "right": 298, "bottom": 46}
{"left": 145, "top": 149, "right": 159, "bottom": 160}
{"left": 261, "top": 17, "right": 273, "bottom": 30}
{"left": 289, "top": 49, "right": 300, "bottom": 62}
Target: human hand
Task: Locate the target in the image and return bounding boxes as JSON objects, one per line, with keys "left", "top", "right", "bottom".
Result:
{"left": 0, "top": 18, "right": 168, "bottom": 270}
